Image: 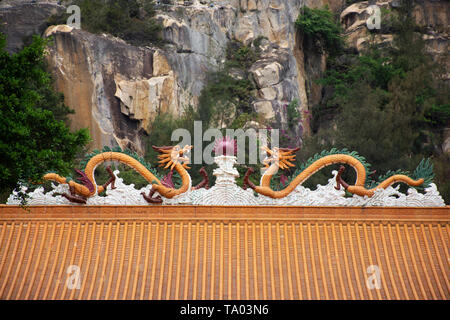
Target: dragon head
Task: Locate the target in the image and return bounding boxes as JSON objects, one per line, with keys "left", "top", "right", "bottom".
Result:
{"left": 152, "top": 144, "right": 193, "bottom": 170}
{"left": 260, "top": 146, "right": 299, "bottom": 170}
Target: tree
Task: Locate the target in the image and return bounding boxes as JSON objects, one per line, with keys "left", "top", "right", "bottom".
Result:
{"left": 302, "top": 1, "right": 449, "bottom": 201}
{"left": 0, "top": 33, "right": 90, "bottom": 202}
{"left": 295, "top": 6, "right": 344, "bottom": 56}
{"left": 48, "top": 0, "right": 162, "bottom": 47}
{"left": 197, "top": 40, "right": 259, "bottom": 128}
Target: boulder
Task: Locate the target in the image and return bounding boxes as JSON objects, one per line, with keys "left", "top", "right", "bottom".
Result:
{"left": 250, "top": 61, "right": 283, "bottom": 88}
{"left": 253, "top": 100, "right": 275, "bottom": 120}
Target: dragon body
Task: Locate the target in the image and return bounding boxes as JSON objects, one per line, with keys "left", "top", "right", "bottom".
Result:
{"left": 244, "top": 147, "right": 426, "bottom": 198}
{"left": 42, "top": 141, "right": 432, "bottom": 204}
{"left": 43, "top": 145, "right": 193, "bottom": 203}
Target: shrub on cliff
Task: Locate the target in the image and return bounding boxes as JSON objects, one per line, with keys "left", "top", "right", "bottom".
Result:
{"left": 302, "top": 2, "right": 449, "bottom": 202}
{"left": 48, "top": 0, "right": 162, "bottom": 46}
{"left": 198, "top": 40, "right": 260, "bottom": 128}
{"left": 295, "top": 6, "right": 344, "bottom": 56}
{"left": 0, "top": 33, "right": 90, "bottom": 202}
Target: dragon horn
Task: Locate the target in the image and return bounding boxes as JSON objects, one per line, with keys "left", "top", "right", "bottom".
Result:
{"left": 283, "top": 160, "right": 295, "bottom": 167}
{"left": 279, "top": 147, "right": 300, "bottom": 154}
{"left": 158, "top": 157, "right": 171, "bottom": 164}
{"left": 260, "top": 146, "right": 273, "bottom": 155}
{"left": 164, "top": 161, "right": 172, "bottom": 169}
{"left": 152, "top": 145, "right": 173, "bottom": 153}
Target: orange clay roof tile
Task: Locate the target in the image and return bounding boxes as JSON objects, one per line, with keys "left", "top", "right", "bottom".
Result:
{"left": 0, "top": 205, "right": 449, "bottom": 300}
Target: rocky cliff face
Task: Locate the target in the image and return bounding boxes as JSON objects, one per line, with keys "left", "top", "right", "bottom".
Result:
{"left": 1, "top": 0, "right": 448, "bottom": 154}
{"left": 340, "top": 0, "right": 449, "bottom": 155}
{"left": 44, "top": 25, "right": 169, "bottom": 153}
{"left": 341, "top": 0, "right": 449, "bottom": 79}
{"left": 0, "top": 0, "right": 64, "bottom": 53}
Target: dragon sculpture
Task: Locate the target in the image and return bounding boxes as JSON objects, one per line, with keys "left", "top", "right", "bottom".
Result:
{"left": 43, "top": 144, "right": 194, "bottom": 204}
{"left": 243, "top": 146, "right": 426, "bottom": 198}
{"left": 39, "top": 140, "right": 434, "bottom": 205}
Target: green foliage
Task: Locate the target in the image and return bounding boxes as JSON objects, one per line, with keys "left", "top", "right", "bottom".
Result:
{"left": 363, "top": 158, "right": 434, "bottom": 191}
{"left": 193, "top": 40, "right": 264, "bottom": 187}
{"left": 146, "top": 112, "right": 181, "bottom": 165}
{"left": 144, "top": 106, "right": 207, "bottom": 185}
{"left": 198, "top": 71, "right": 254, "bottom": 128}
{"left": 252, "top": 35, "right": 267, "bottom": 53}
{"left": 0, "top": 33, "right": 90, "bottom": 202}
{"left": 116, "top": 166, "right": 150, "bottom": 189}
{"left": 412, "top": 158, "right": 434, "bottom": 189}
{"left": 230, "top": 112, "right": 258, "bottom": 129}
{"left": 225, "top": 39, "right": 260, "bottom": 70}
{"left": 198, "top": 40, "right": 259, "bottom": 128}
{"left": 48, "top": 0, "right": 162, "bottom": 46}
{"left": 286, "top": 99, "right": 300, "bottom": 130}
{"left": 146, "top": 107, "right": 196, "bottom": 164}
{"left": 94, "top": 163, "right": 151, "bottom": 191}
{"left": 295, "top": 6, "right": 344, "bottom": 56}
{"left": 304, "top": 2, "right": 449, "bottom": 201}
{"left": 433, "top": 155, "right": 450, "bottom": 204}
{"left": 424, "top": 103, "right": 450, "bottom": 127}
{"left": 285, "top": 148, "right": 371, "bottom": 187}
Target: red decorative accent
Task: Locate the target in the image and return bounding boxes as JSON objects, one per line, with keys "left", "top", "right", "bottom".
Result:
{"left": 102, "top": 166, "right": 116, "bottom": 191}
{"left": 214, "top": 137, "right": 237, "bottom": 156}
{"left": 335, "top": 165, "right": 349, "bottom": 190}
{"left": 243, "top": 167, "right": 256, "bottom": 190}
{"left": 280, "top": 174, "right": 288, "bottom": 186}
{"left": 193, "top": 167, "right": 210, "bottom": 190}
{"left": 62, "top": 184, "right": 87, "bottom": 204}
{"left": 161, "top": 171, "right": 175, "bottom": 188}
{"left": 141, "top": 189, "right": 163, "bottom": 204}
{"left": 74, "top": 169, "right": 95, "bottom": 193}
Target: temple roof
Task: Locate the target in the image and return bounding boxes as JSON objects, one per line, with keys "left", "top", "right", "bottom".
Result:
{"left": 0, "top": 206, "right": 448, "bottom": 300}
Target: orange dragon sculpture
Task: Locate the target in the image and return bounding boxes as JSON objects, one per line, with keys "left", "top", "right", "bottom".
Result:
{"left": 243, "top": 146, "right": 425, "bottom": 198}
{"left": 43, "top": 144, "right": 193, "bottom": 204}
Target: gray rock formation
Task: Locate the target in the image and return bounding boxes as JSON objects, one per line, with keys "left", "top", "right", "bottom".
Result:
{"left": 341, "top": 0, "right": 449, "bottom": 79}
{"left": 44, "top": 25, "right": 178, "bottom": 154}
{"left": 0, "top": 1, "right": 64, "bottom": 53}
{"left": 1, "top": 0, "right": 447, "bottom": 154}
{"left": 1, "top": 0, "right": 334, "bottom": 152}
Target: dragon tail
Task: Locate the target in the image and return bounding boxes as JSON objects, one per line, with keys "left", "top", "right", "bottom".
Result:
{"left": 347, "top": 175, "right": 424, "bottom": 197}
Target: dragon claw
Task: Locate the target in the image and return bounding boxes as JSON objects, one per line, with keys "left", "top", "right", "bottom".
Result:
{"left": 141, "top": 189, "right": 163, "bottom": 204}
{"left": 243, "top": 167, "right": 256, "bottom": 190}
{"left": 335, "top": 165, "right": 349, "bottom": 190}
{"left": 102, "top": 166, "right": 116, "bottom": 191}
{"left": 62, "top": 193, "right": 87, "bottom": 204}
{"left": 193, "top": 167, "right": 210, "bottom": 190}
